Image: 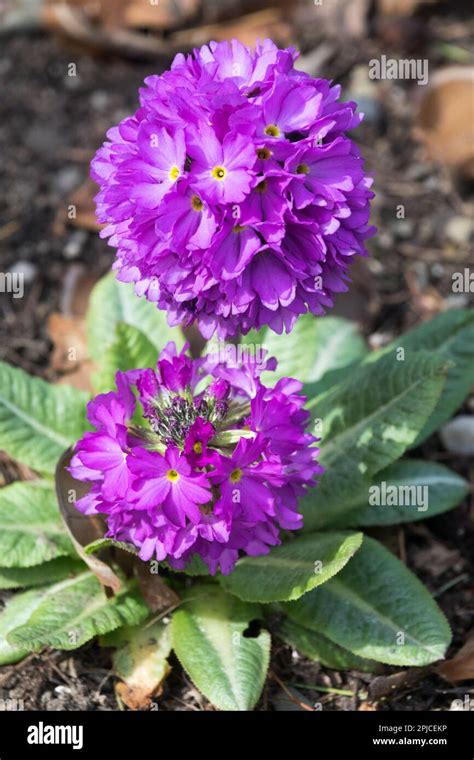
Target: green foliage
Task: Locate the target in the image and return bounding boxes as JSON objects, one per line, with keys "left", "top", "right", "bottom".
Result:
{"left": 0, "top": 362, "right": 88, "bottom": 474}
{"left": 284, "top": 537, "right": 451, "bottom": 666}
{"left": 94, "top": 323, "right": 159, "bottom": 393}
{"left": 0, "top": 481, "right": 75, "bottom": 566}
{"left": 378, "top": 309, "right": 474, "bottom": 444}
{"left": 0, "top": 304, "right": 471, "bottom": 708}
{"left": 256, "top": 314, "right": 368, "bottom": 385}
{"left": 0, "top": 558, "right": 83, "bottom": 590}
{"left": 276, "top": 618, "right": 381, "bottom": 673}
{"left": 335, "top": 459, "right": 469, "bottom": 527}
{"left": 8, "top": 572, "right": 149, "bottom": 651}
{"left": 301, "top": 351, "right": 448, "bottom": 530}
{"left": 86, "top": 272, "right": 184, "bottom": 361}
{"left": 0, "top": 587, "right": 52, "bottom": 665}
{"left": 220, "top": 531, "right": 363, "bottom": 602}
{"left": 172, "top": 585, "right": 270, "bottom": 711}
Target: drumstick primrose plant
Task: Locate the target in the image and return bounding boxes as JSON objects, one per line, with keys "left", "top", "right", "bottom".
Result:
{"left": 0, "top": 39, "right": 473, "bottom": 710}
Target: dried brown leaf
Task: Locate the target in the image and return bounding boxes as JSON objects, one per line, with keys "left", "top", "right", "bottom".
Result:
{"left": 437, "top": 632, "right": 474, "bottom": 683}
{"left": 55, "top": 448, "right": 122, "bottom": 593}
{"left": 415, "top": 67, "right": 474, "bottom": 180}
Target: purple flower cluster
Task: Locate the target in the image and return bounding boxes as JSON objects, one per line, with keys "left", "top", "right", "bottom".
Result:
{"left": 92, "top": 39, "right": 375, "bottom": 339}
{"left": 70, "top": 343, "right": 322, "bottom": 574}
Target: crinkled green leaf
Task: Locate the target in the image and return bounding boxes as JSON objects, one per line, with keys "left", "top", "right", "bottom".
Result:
{"left": 0, "top": 481, "right": 75, "bottom": 566}
{"left": 0, "top": 362, "right": 89, "bottom": 473}
{"left": 336, "top": 459, "right": 469, "bottom": 527}
{"left": 84, "top": 537, "right": 138, "bottom": 556}
{"left": 277, "top": 618, "right": 381, "bottom": 673}
{"left": 86, "top": 272, "right": 184, "bottom": 361}
{"left": 379, "top": 309, "right": 474, "bottom": 444}
{"left": 284, "top": 537, "right": 451, "bottom": 666}
{"left": 172, "top": 585, "right": 270, "bottom": 711}
{"left": 0, "top": 558, "right": 83, "bottom": 590}
{"left": 257, "top": 314, "right": 368, "bottom": 385}
{"left": 220, "top": 531, "right": 363, "bottom": 603}
{"left": 8, "top": 572, "right": 149, "bottom": 651}
{"left": 0, "top": 587, "right": 52, "bottom": 665}
{"left": 302, "top": 351, "right": 448, "bottom": 531}
{"left": 94, "top": 322, "right": 159, "bottom": 393}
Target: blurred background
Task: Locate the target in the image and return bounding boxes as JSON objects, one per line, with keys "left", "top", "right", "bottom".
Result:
{"left": 0, "top": 0, "right": 473, "bottom": 711}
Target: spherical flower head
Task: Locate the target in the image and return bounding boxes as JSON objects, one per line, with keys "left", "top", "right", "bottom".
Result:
{"left": 92, "top": 39, "right": 376, "bottom": 340}
{"left": 69, "top": 342, "right": 323, "bottom": 574}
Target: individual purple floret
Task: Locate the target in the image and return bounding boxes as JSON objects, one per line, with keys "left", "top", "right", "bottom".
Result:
{"left": 69, "top": 342, "right": 323, "bottom": 574}
{"left": 91, "top": 39, "right": 375, "bottom": 339}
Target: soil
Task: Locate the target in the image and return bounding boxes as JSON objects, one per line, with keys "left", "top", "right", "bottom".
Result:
{"left": 0, "top": 1, "right": 473, "bottom": 712}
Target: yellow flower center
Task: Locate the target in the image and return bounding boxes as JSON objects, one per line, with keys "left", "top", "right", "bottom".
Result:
{"left": 257, "top": 147, "right": 272, "bottom": 160}
{"left": 191, "top": 194, "right": 204, "bottom": 211}
{"left": 211, "top": 166, "right": 227, "bottom": 181}
{"left": 169, "top": 165, "right": 180, "bottom": 181}
{"left": 296, "top": 163, "right": 310, "bottom": 175}
{"left": 193, "top": 442, "right": 203, "bottom": 454}
{"left": 264, "top": 124, "right": 280, "bottom": 137}
{"left": 255, "top": 180, "right": 268, "bottom": 194}
{"left": 233, "top": 225, "right": 246, "bottom": 233}
{"left": 230, "top": 468, "right": 243, "bottom": 484}
{"left": 166, "top": 469, "right": 180, "bottom": 482}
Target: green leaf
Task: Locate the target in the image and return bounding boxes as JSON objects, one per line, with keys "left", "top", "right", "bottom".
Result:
{"left": 276, "top": 618, "right": 381, "bottom": 673}
{"left": 381, "top": 309, "right": 474, "bottom": 444}
{"left": 94, "top": 323, "right": 159, "bottom": 393}
{"left": 8, "top": 572, "right": 149, "bottom": 651}
{"left": 337, "top": 459, "right": 469, "bottom": 527}
{"left": 256, "top": 315, "right": 368, "bottom": 385}
{"left": 0, "top": 558, "right": 83, "bottom": 590}
{"left": 107, "top": 620, "right": 172, "bottom": 704}
{"left": 220, "top": 531, "right": 363, "bottom": 603}
{"left": 301, "top": 351, "right": 448, "bottom": 531}
{"left": 0, "top": 587, "right": 52, "bottom": 665}
{"left": 0, "top": 362, "right": 89, "bottom": 474}
{"left": 84, "top": 538, "right": 138, "bottom": 556}
{"left": 172, "top": 585, "right": 270, "bottom": 711}
{"left": 284, "top": 537, "right": 451, "bottom": 666}
{"left": 0, "top": 482, "right": 76, "bottom": 566}
{"left": 86, "top": 272, "right": 184, "bottom": 361}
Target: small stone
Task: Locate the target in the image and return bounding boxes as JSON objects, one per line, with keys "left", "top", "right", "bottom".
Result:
{"left": 445, "top": 216, "right": 474, "bottom": 246}
{"left": 54, "top": 685, "right": 72, "bottom": 696}
{"left": 53, "top": 166, "right": 82, "bottom": 195}
{"left": 7, "top": 260, "right": 37, "bottom": 284}
{"left": 90, "top": 90, "right": 109, "bottom": 111}
{"left": 63, "top": 229, "right": 88, "bottom": 260}
{"left": 440, "top": 416, "right": 474, "bottom": 457}
{"left": 369, "top": 332, "right": 393, "bottom": 350}
{"left": 393, "top": 219, "right": 414, "bottom": 240}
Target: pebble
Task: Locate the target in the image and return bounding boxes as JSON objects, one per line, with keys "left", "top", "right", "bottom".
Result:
{"left": 53, "top": 166, "right": 82, "bottom": 195}
{"left": 445, "top": 216, "right": 474, "bottom": 247}
{"left": 7, "top": 260, "right": 37, "bottom": 284}
{"left": 393, "top": 219, "right": 414, "bottom": 240}
{"left": 440, "top": 416, "right": 474, "bottom": 457}
{"left": 90, "top": 90, "right": 110, "bottom": 111}
{"left": 54, "top": 685, "right": 72, "bottom": 696}
{"left": 63, "top": 229, "right": 88, "bottom": 260}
